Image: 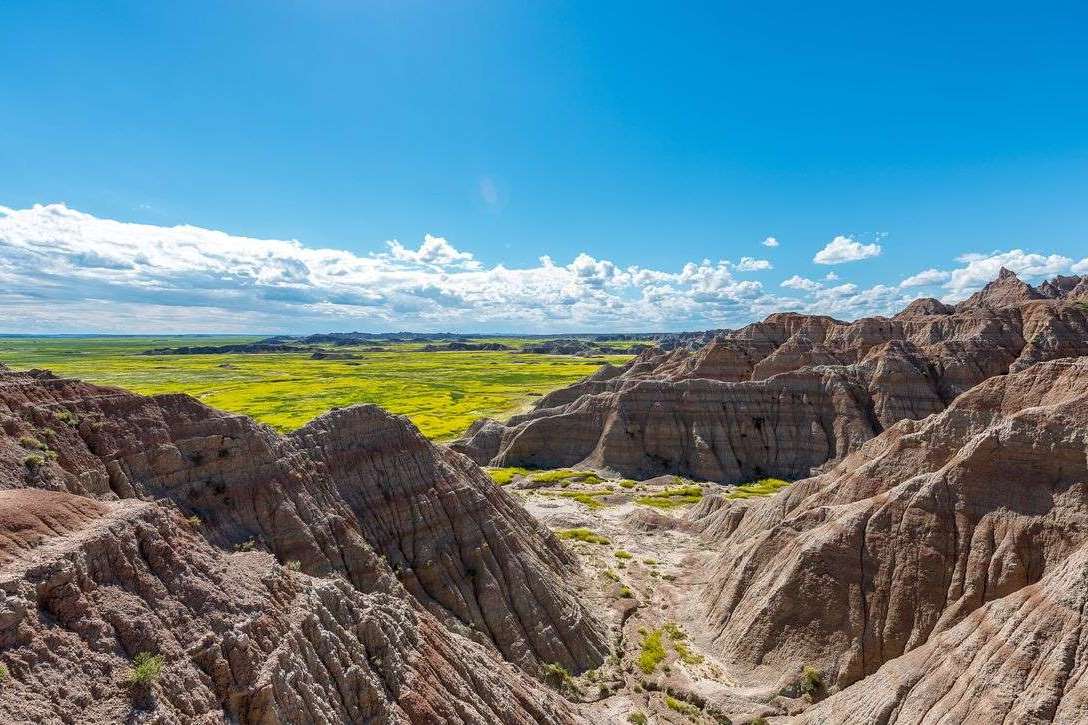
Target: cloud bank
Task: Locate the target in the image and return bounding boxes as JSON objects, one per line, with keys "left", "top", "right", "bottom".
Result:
{"left": 0, "top": 204, "right": 1084, "bottom": 333}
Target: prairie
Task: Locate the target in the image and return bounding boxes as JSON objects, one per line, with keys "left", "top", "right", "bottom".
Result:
{"left": 0, "top": 336, "right": 634, "bottom": 440}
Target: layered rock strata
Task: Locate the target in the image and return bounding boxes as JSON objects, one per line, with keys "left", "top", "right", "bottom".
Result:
{"left": 454, "top": 270, "right": 1088, "bottom": 483}
{"left": 690, "top": 357, "right": 1088, "bottom": 721}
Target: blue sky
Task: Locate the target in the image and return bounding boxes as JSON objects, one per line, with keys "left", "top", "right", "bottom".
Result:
{"left": 1, "top": 1, "right": 1087, "bottom": 333}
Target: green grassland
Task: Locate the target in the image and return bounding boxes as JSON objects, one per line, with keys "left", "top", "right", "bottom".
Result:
{"left": 0, "top": 336, "right": 634, "bottom": 440}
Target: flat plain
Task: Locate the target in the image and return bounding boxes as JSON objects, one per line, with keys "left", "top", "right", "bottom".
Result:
{"left": 0, "top": 336, "right": 634, "bottom": 439}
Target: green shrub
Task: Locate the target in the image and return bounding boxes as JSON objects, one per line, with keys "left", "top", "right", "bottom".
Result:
{"left": 752, "top": 718, "right": 769, "bottom": 725}
{"left": 603, "top": 569, "right": 620, "bottom": 581}
{"left": 800, "top": 665, "right": 823, "bottom": 695}
{"left": 18, "top": 436, "right": 47, "bottom": 450}
{"left": 540, "top": 662, "right": 578, "bottom": 693}
{"left": 619, "top": 585, "right": 634, "bottom": 598}
{"left": 613, "top": 549, "right": 632, "bottom": 560}
{"left": 636, "top": 484, "right": 703, "bottom": 509}
{"left": 664, "top": 695, "right": 699, "bottom": 716}
{"left": 555, "top": 528, "right": 610, "bottom": 545}
{"left": 674, "top": 640, "right": 704, "bottom": 665}
{"left": 546, "top": 489, "right": 612, "bottom": 509}
{"left": 636, "top": 628, "right": 666, "bottom": 674}
{"left": 23, "top": 454, "right": 44, "bottom": 469}
{"left": 619, "top": 479, "right": 637, "bottom": 489}
{"left": 127, "top": 652, "right": 164, "bottom": 686}
{"left": 53, "top": 410, "right": 79, "bottom": 427}
{"left": 627, "top": 713, "right": 648, "bottom": 725}
{"left": 531, "top": 469, "right": 605, "bottom": 485}
{"left": 0, "top": 663, "right": 7, "bottom": 681}
{"left": 285, "top": 560, "right": 302, "bottom": 571}
{"left": 726, "top": 478, "right": 790, "bottom": 499}
{"left": 486, "top": 467, "right": 532, "bottom": 485}
{"left": 663, "top": 621, "right": 685, "bottom": 640}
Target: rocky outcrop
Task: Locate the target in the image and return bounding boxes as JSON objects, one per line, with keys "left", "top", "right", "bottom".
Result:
{"left": 0, "top": 490, "right": 575, "bottom": 724}
{"left": 691, "top": 357, "right": 1088, "bottom": 714}
{"left": 455, "top": 271, "right": 1088, "bottom": 483}
{"left": 292, "top": 405, "right": 607, "bottom": 671}
{"left": 0, "top": 368, "right": 608, "bottom": 722}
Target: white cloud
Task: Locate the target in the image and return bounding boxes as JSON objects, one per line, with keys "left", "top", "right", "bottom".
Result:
{"left": 1, "top": 203, "right": 1079, "bottom": 333}
{"left": 0, "top": 203, "right": 783, "bottom": 333}
{"left": 735, "top": 256, "right": 773, "bottom": 272}
{"left": 1071, "top": 258, "right": 1088, "bottom": 274}
{"left": 762, "top": 236, "right": 779, "bottom": 248}
{"left": 813, "top": 235, "right": 882, "bottom": 264}
{"left": 900, "top": 268, "right": 950, "bottom": 288}
{"left": 780, "top": 275, "right": 822, "bottom": 291}
{"left": 824, "top": 271, "right": 839, "bottom": 281}
{"left": 945, "top": 249, "right": 1072, "bottom": 296}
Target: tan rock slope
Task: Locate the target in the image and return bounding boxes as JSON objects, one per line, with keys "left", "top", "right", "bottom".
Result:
{"left": 689, "top": 355, "right": 1088, "bottom": 722}
{"left": 0, "top": 370, "right": 607, "bottom": 723}
{"left": 454, "top": 269, "right": 1088, "bottom": 483}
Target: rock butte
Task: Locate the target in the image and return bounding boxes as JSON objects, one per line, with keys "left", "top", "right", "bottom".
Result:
{"left": 0, "top": 267, "right": 1086, "bottom": 723}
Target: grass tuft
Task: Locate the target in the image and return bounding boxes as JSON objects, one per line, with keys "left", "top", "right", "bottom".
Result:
{"left": 555, "top": 528, "right": 611, "bottom": 545}
{"left": 636, "top": 484, "right": 703, "bottom": 509}
{"left": 636, "top": 628, "right": 666, "bottom": 674}
{"left": 726, "top": 478, "right": 790, "bottom": 499}
{"left": 127, "top": 652, "right": 164, "bottom": 686}
{"left": 486, "top": 467, "right": 532, "bottom": 485}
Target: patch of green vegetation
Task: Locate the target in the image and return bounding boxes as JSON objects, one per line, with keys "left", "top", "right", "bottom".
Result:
{"left": 53, "top": 409, "right": 79, "bottom": 427}
{"left": 726, "top": 477, "right": 790, "bottom": 499}
{"left": 127, "top": 652, "right": 164, "bottom": 686}
{"left": 23, "top": 454, "right": 44, "bottom": 469}
{"left": 619, "top": 479, "right": 637, "bottom": 489}
{"left": 664, "top": 695, "right": 699, "bottom": 716}
{"left": 627, "top": 713, "right": 648, "bottom": 725}
{"left": 555, "top": 528, "right": 611, "bottom": 545}
{"left": 619, "top": 585, "right": 634, "bottom": 598}
{"left": 636, "top": 628, "right": 666, "bottom": 674}
{"left": 663, "top": 621, "right": 685, "bottom": 640}
{"left": 540, "top": 662, "right": 579, "bottom": 693}
{"left": 0, "top": 663, "right": 7, "bottom": 681}
{"left": 800, "top": 665, "right": 824, "bottom": 696}
{"left": 530, "top": 468, "right": 605, "bottom": 485}
{"left": 603, "top": 569, "right": 620, "bottom": 582}
{"left": 674, "top": 640, "right": 704, "bottom": 665}
{"left": 486, "top": 466, "right": 532, "bottom": 485}
{"left": 636, "top": 484, "right": 703, "bottom": 509}
{"left": 18, "top": 436, "right": 47, "bottom": 450}
{"left": 546, "top": 489, "right": 612, "bottom": 509}
{"left": 0, "top": 336, "right": 634, "bottom": 440}
{"left": 643, "top": 558, "right": 658, "bottom": 566}
{"left": 613, "top": 549, "right": 632, "bottom": 560}
{"left": 752, "top": 717, "right": 769, "bottom": 725}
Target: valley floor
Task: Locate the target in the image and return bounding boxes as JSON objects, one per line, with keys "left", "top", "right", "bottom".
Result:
{"left": 492, "top": 469, "right": 811, "bottom": 724}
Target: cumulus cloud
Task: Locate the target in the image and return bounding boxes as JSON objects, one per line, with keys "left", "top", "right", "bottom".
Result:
{"left": 780, "top": 275, "right": 822, "bottom": 291}
{"left": 813, "top": 235, "right": 882, "bottom": 265}
{"left": 762, "top": 236, "right": 779, "bottom": 248}
{"left": 1074, "top": 258, "right": 1088, "bottom": 274}
{"left": 945, "top": 249, "right": 1072, "bottom": 296}
{"left": 0, "top": 204, "right": 784, "bottom": 333}
{"left": 735, "top": 256, "right": 773, "bottom": 272}
{"left": 2, "top": 204, "right": 1080, "bottom": 333}
{"left": 900, "top": 268, "right": 950, "bottom": 288}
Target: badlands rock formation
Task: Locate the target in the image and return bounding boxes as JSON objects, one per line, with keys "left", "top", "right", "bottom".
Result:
{"left": 691, "top": 355, "right": 1088, "bottom": 723}
{"left": 0, "top": 369, "right": 606, "bottom": 723}
{"left": 455, "top": 269, "right": 1088, "bottom": 483}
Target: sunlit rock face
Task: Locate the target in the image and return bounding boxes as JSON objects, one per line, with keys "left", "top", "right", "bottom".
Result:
{"left": 454, "top": 270, "right": 1088, "bottom": 483}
